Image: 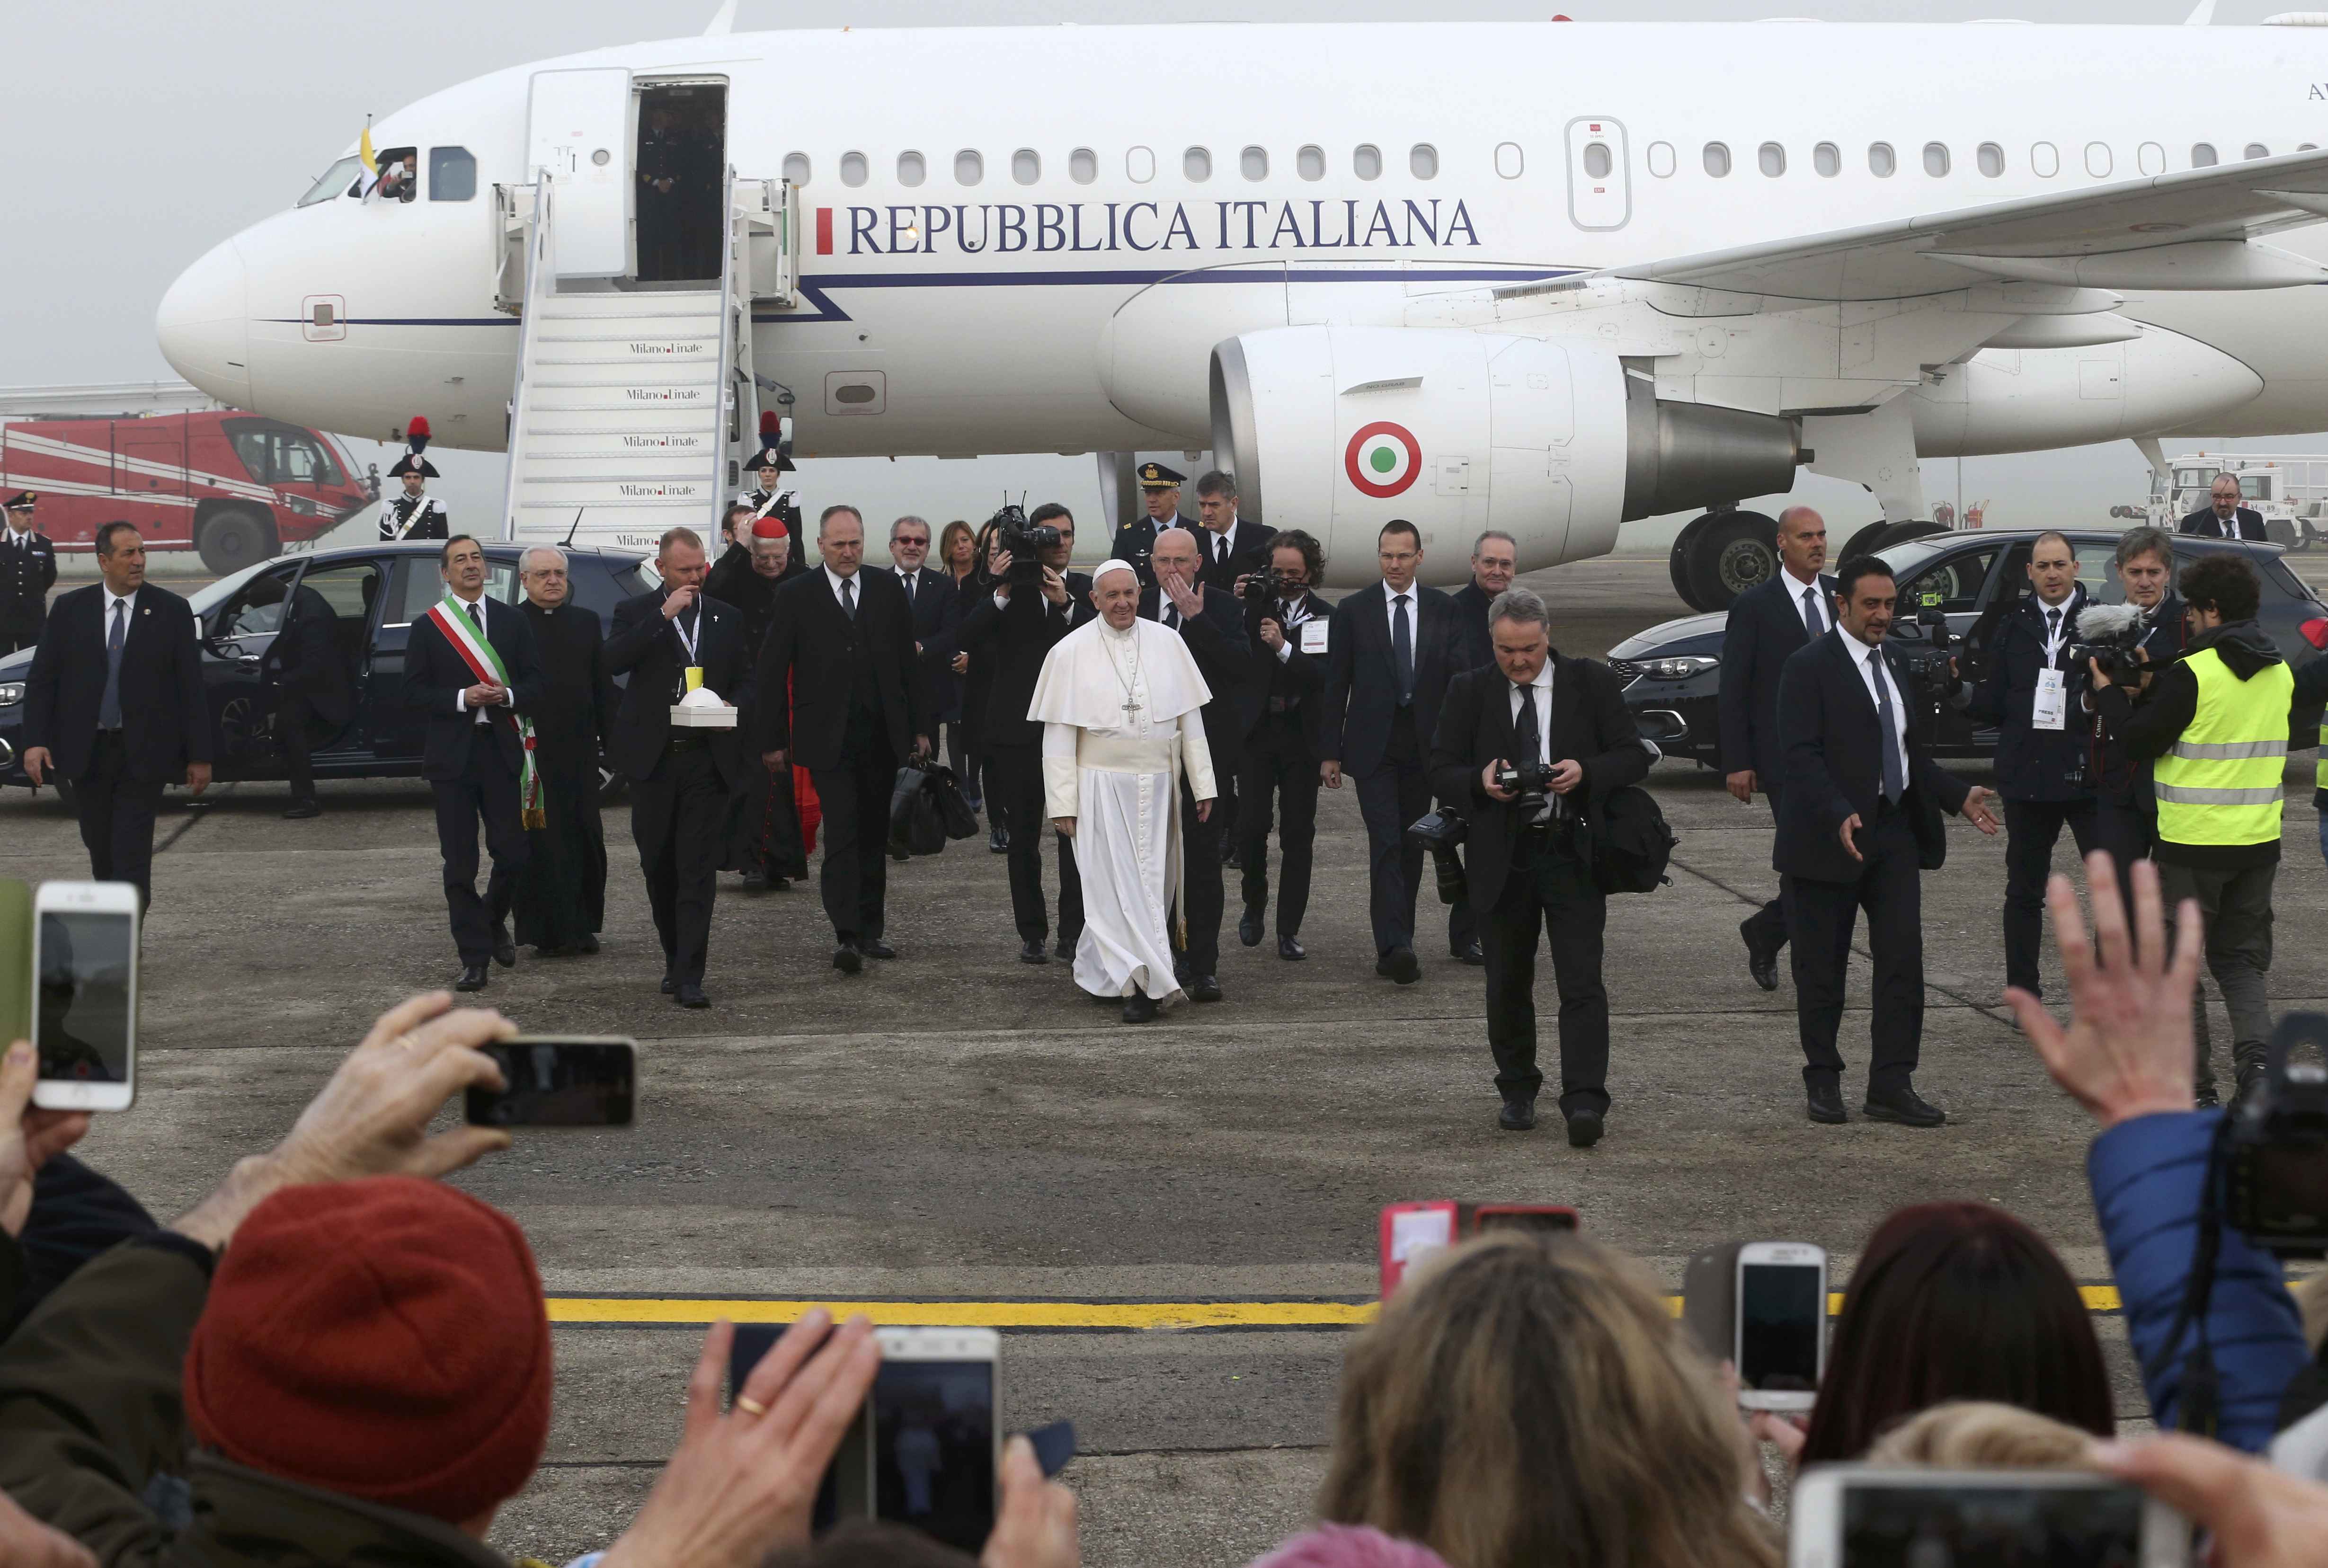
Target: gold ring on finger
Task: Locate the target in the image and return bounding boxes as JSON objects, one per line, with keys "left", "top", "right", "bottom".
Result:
{"left": 735, "top": 1395, "right": 768, "bottom": 1417}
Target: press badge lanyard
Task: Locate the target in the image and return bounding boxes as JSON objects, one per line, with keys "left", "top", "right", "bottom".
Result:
{"left": 673, "top": 607, "right": 703, "bottom": 691}
{"left": 2033, "top": 598, "right": 2072, "bottom": 732}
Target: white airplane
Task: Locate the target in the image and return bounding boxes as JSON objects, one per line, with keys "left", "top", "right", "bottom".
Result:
{"left": 155, "top": 14, "right": 2328, "bottom": 595}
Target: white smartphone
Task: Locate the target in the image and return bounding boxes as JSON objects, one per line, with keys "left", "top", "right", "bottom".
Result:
{"left": 31, "top": 881, "right": 140, "bottom": 1111}
{"left": 864, "top": 1326, "right": 1002, "bottom": 1551}
{"left": 1735, "top": 1240, "right": 1826, "bottom": 1412}
{"left": 1788, "top": 1466, "right": 2189, "bottom": 1568}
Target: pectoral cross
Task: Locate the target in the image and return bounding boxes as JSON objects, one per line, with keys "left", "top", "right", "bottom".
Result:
{"left": 1121, "top": 694, "right": 1142, "bottom": 720}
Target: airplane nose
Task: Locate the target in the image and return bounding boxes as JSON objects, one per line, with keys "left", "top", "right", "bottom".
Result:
{"left": 157, "top": 238, "right": 253, "bottom": 407}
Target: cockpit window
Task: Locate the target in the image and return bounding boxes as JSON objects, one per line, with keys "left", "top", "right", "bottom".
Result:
{"left": 429, "top": 146, "right": 477, "bottom": 202}
{"left": 370, "top": 147, "right": 418, "bottom": 204}
{"left": 298, "top": 156, "right": 363, "bottom": 208}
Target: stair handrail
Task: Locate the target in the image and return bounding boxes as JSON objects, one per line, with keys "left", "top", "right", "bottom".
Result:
{"left": 710, "top": 161, "right": 742, "bottom": 529}
{"left": 498, "top": 176, "right": 557, "bottom": 540}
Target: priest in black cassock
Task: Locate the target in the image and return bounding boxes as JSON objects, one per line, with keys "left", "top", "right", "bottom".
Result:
{"left": 707, "top": 512, "right": 811, "bottom": 890}
{"left": 511, "top": 544, "right": 617, "bottom": 956}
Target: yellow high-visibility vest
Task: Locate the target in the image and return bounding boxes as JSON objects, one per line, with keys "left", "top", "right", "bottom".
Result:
{"left": 2153, "top": 647, "right": 2293, "bottom": 847}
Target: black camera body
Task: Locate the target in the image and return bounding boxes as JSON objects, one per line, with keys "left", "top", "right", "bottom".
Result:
{"left": 990, "top": 504, "right": 1061, "bottom": 587}
{"left": 1406, "top": 810, "right": 1470, "bottom": 905}
{"left": 1239, "top": 567, "right": 1298, "bottom": 604}
{"left": 1495, "top": 758, "right": 1555, "bottom": 797}
{"left": 1894, "top": 607, "right": 1960, "bottom": 702}
{"left": 2065, "top": 602, "right": 2149, "bottom": 684}
{"left": 2226, "top": 1012, "right": 2328, "bottom": 1257}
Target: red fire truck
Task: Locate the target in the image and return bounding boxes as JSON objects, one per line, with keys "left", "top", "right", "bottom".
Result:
{"left": 0, "top": 408, "right": 376, "bottom": 573}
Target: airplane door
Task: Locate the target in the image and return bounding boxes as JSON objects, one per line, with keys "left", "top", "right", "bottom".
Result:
{"left": 1564, "top": 117, "right": 1631, "bottom": 232}
{"left": 527, "top": 67, "right": 634, "bottom": 280}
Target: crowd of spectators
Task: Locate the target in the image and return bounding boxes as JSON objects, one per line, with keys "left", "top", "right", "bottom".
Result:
{"left": 0, "top": 851, "right": 2325, "bottom": 1567}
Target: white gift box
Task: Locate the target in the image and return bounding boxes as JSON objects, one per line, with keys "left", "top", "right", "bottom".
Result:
{"left": 669, "top": 688, "right": 738, "bottom": 728}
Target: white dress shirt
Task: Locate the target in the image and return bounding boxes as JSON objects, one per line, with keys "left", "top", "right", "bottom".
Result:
{"left": 445, "top": 592, "right": 496, "bottom": 722}
{"left": 825, "top": 564, "right": 861, "bottom": 610}
{"left": 1382, "top": 583, "right": 1417, "bottom": 643}
{"left": 1507, "top": 660, "right": 1554, "bottom": 765}
{"left": 1848, "top": 635, "right": 1910, "bottom": 788}
{"left": 1783, "top": 566, "right": 1827, "bottom": 638}
{"left": 3, "top": 524, "right": 34, "bottom": 551}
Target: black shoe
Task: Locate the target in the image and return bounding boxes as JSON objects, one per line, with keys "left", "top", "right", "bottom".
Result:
{"left": 1054, "top": 934, "right": 1075, "bottom": 962}
{"left": 862, "top": 938, "right": 897, "bottom": 960}
{"left": 1239, "top": 911, "right": 1264, "bottom": 948}
{"left": 576, "top": 934, "right": 599, "bottom": 956}
{"left": 1864, "top": 1086, "right": 1946, "bottom": 1128}
{"left": 1377, "top": 947, "right": 1420, "bottom": 986}
{"left": 660, "top": 969, "right": 676, "bottom": 995}
{"left": 455, "top": 963, "right": 489, "bottom": 993}
{"left": 1187, "top": 974, "right": 1222, "bottom": 1003}
{"left": 833, "top": 942, "right": 863, "bottom": 974}
{"left": 1565, "top": 1107, "right": 1606, "bottom": 1148}
{"left": 1222, "top": 843, "right": 1243, "bottom": 869}
{"left": 676, "top": 982, "right": 710, "bottom": 1009}
{"left": 491, "top": 928, "right": 516, "bottom": 969}
{"left": 533, "top": 944, "right": 571, "bottom": 960}
{"left": 1499, "top": 1093, "right": 1537, "bottom": 1131}
{"left": 1805, "top": 1081, "right": 1848, "bottom": 1125}
{"left": 771, "top": 876, "right": 791, "bottom": 891}
{"left": 2195, "top": 1083, "right": 2223, "bottom": 1110}
{"left": 1019, "top": 938, "right": 1049, "bottom": 965}
{"left": 741, "top": 868, "right": 770, "bottom": 893}
{"left": 1453, "top": 940, "right": 1484, "bottom": 966}
{"left": 1279, "top": 935, "right": 1306, "bottom": 962}
{"left": 1121, "top": 991, "right": 1159, "bottom": 1024}
{"left": 988, "top": 827, "right": 1009, "bottom": 854}
{"left": 1741, "top": 916, "right": 1781, "bottom": 992}
{"left": 283, "top": 799, "right": 320, "bottom": 820}
{"left": 890, "top": 847, "right": 911, "bottom": 862}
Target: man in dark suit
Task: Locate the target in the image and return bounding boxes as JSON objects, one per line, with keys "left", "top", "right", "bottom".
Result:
{"left": 256, "top": 574, "right": 350, "bottom": 821}
{"left": 1774, "top": 556, "right": 1999, "bottom": 1128}
{"left": 2180, "top": 473, "right": 2268, "bottom": 540}
{"left": 1106, "top": 462, "right": 1194, "bottom": 588}
{"left": 1448, "top": 529, "right": 1517, "bottom": 672}
{"left": 2084, "top": 528, "right": 2187, "bottom": 923}
{"left": 607, "top": 526, "right": 756, "bottom": 1007}
{"left": 757, "top": 504, "right": 930, "bottom": 972}
{"left": 955, "top": 504, "right": 1093, "bottom": 964}
{"left": 1322, "top": 518, "right": 1462, "bottom": 985}
{"left": 398, "top": 534, "right": 542, "bottom": 990}
{"left": 1968, "top": 530, "right": 2098, "bottom": 1002}
{"left": 1189, "top": 471, "right": 1274, "bottom": 593}
{"left": 884, "top": 513, "right": 960, "bottom": 822}
{"left": 1142, "top": 525, "right": 1253, "bottom": 1001}
{"left": 21, "top": 523, "right": 212, "bottom": 910}
{"left": 1238, "top": 530, "right": 1332, "bottom": 960}
{"left": 1429, "top": 585, "right": 1652, "bottom": 1145}
{"left": 1719, "top": 506, "right": 1839, "bottom": 991}
{"left": 0, "top": 492, "right": 58, "bottom": 658}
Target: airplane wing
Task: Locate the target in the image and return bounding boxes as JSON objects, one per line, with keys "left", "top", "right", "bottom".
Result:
{"left": 1502, "top": 147, "right": 2328, "bottom": 303}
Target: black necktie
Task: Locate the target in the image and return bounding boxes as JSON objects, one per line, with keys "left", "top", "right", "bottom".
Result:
{"left": 1512, "top": 679, "right": 1540, "bottom": 768}
{"left": 840, "top": 576, "right": 856, "bottom": 620}
{"left": 1870, "top": 649, "right": 1905, "bottom": 805}
{"left": 1803, "top": 585, "right": 1825, "bottom": 638}
{"left": 902, "top": 571, "right": 915, "bottom": 604}
{"left": 2046, "top": 606, "right": 2061, "bottom": 644}
{"left": 1392, "top": 593, "right": 1413, "bottom": 703}
{"left": 1163, "top": 604, "right": 1180, "bottom": 631}
{"left": 467, "top": 602, "right": 483, "bottom": 637}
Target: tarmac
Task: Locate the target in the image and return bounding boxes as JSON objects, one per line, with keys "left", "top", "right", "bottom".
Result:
{"left": 9, "top": 556, "right": 2327, "bottom": 1567}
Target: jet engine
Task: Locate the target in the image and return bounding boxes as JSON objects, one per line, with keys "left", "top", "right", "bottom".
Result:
{"left": 1208, "top": 327, "right": 1800, "bottom": 588}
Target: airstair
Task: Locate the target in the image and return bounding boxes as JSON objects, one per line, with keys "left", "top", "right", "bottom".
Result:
{"left": 496, "top": 173, "right": 799, "bottom": 553}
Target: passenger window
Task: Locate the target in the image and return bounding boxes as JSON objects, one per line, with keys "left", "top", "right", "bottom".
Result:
{"left": 1070, "top": 147, "right": 1099, "bottom": 184}
{"left": 955, "top": 149, "right": 984, "bottom": 186}
{"left": 782, "top": 152, "right": 811, "bottom": 186}
{"left": 1581, "top": 142, "right": 1609, "bottom": 179}
{"left": 1704, "top": 142, "right": 1732, "bottom": 177}
{"left": 389, "top": 558, "right": 515, "bottom": 626}
{"left": 1241, "top": 146, "right": 1268, "bottom": 180}
{"left": 1126, "top": 146, "right": 1154, "bottom": 183}
{"left": 2139, "top": 142, "right": 2166, "bottom": 175}
{"left": 2246, "top": 142, "right": 2271, "bottom": 159}
{"left": 428, "top": 146, "right": 476, "bottom": 201}
{"left": 214, "top": 567, "right": 302, "bottom": 639}
{"left": 2085, "top": 142, "right": 2113, "bottom": 177}
{"left": 2193, "top": 142, "right": 2218, "bottom": 167}
{"left": 1297, "top": 144, "right": 1326, "bottom": 181}
{"left": 1977, "top": 142, "right": 2004, "bottom": 177}
{"left": 1868, "top": 142, "right": 1896, "bottom": 177}
{"left": 1184, "top": 146, "right": 1212, "bottom": 182}
{"left": 299, "top": 156, "right": 363, "bottom": 208}
{"left": 1923, "top": 142, "right": 1950, "bottom": 177}
{"left": 1410, "top": 144, "right": 1439, "bottom": 179}
{"left": 897, "top": 151, "right": 926, "bottom": 186}
{"left": 296, "top": 560, "right": 385, "bottom": 625}
{"left": 1646, "top": 141, "right": 1676, "bottom": 177}
{"left": 2032, "top": 142, "right": 2060, "bottom": 177}
{"left": 839, "top": 151, "right": 868, "bottom": 187}
{"left": 1496, "top": 142, "right": 1525, "bottom": 178}
{"left": 1013, "top": 149, "right": 1040, "bottom": 185}
{"left": 1758, "top": 142, "right": 1786, "bottom": 177}
{"left": 1813, "top": 142, "right": 1840, "bottom": 177}
{"left": 1353, "top": 143, "right": 1383, "bottom": 180}
{"left": 1900, "top": 548, "right": 1998, "bottom": 614}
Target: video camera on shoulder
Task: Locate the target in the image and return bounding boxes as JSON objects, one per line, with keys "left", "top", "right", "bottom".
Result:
{"left": 991, "top": 502, "right": 1057, "bottom": 587}
{"left": 2066, "top": 602, "right": 2150, "bottom": 684}
{"left": 2226, "top": 1012, "right": 2328, "bottom": 1257}
{"left": 1895, "top": 606, "right": 1959, "bottom": 700}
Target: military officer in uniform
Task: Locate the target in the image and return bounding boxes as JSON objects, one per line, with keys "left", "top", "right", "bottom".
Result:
{"left": 1107, "top": 462, "right": 1196, "bottom": 588}
{"left": 736, "top": 423, "right": 796, "bottom": 522}
{"left": 0, "top": 492, "right": 58, "bottom": 658}
{"left": 379, "top": 418, "right": 448, "bottom": 541}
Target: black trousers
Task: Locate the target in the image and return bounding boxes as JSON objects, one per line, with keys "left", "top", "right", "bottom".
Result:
{"left": 1173, "top": 773, "right": 1226, "bottom": 976}
{"left": 986, "top": 741, "right": 1082, "bottom": 944}
{"left": 73, "top": 732, "right": 166, "bottom": 912}
{"left": 6, "top": 1153, "right": 156, "bottom": 1336}
{"left": 808, "top": 721, "right": 899, "bottom": 944}
{"left": 1239, "top": 718, "right": 1319, "bottom": 937}
{"left": 1481, "top": 833, "right": 1611, "bottom": 1115}
{"left": 431, "top": 736, "right": 528, "bottom": 966}
{"left": 2093, "top": 794, "right": 2159, "bottom": 924}
{"left": 631, "top": 744, "right": 726, "bottom": 984}
{"left": 1352, "top": 710, "right": 1429, "bottom": 957}
{"left": 279, "top": 688, "right": 318, "bottom": 803}
{"left": 2002, "top": 795, "right": 2099, "bottom": 998}
{"left": 1743, "top": 787, "right": 1790, "bottom": 956}
{"left": 1785, "top": 805, "right": 1924, "bottom": 1094}
{"left": 945, "top": 721, "right": 979, "bottom": 805}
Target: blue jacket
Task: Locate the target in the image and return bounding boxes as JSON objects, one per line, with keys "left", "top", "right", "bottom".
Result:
{"left": 2090, "top": 1109, "right": 2307, "bottom": 1452}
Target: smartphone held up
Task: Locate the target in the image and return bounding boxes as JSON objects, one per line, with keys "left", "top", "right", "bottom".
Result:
{"left": 465, "top": 1037, "right": 637, "bottom": 1127}
{"left": 2, "top": 879, "right": 142, "bottom": 1113}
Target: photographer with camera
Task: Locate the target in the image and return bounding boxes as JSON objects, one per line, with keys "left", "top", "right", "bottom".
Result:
{"left": 1775, "top": 557, "right": 1998, "bottom": 1129}
{"left": 956, "top": 505, "right": 1093, "bottom": 964}
{"left": 2083, "top": 529, "right": 2188, "bottom": 900}
{"left": 1427, "top": 587, "right": 1649, "bottom": 1144}
{"left": 1970, "top": 531, "right": 2099, "bottom": 1004}
{"left": 2112, "top": 552, "right": 2292, "bottom": 1110}
{"left": 1236, "top": 532, "right": 1333, "bottom": 960}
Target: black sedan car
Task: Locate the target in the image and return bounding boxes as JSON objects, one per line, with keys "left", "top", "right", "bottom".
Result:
{"left": 1609, "top": 529, "right": 2328, "bottom": 767}
{"left": 0, "top": 541, "right": 653, "bottom": 793}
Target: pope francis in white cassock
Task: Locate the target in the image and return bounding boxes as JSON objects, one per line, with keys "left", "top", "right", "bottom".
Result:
{"left": 1027, "top": 560, "right": 1217, "bottom": 1022}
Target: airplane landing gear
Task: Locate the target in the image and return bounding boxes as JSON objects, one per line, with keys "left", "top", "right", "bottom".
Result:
{"left": 1667, "top": 508, "right": 1778, "bottom": 612}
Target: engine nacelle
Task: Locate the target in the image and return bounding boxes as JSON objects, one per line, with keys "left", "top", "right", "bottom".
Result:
{"left": 1209, "top": 327, "right": 1799, "bottom": 587}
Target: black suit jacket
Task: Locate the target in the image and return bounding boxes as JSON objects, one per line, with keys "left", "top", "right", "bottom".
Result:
{"left": 1718, "top": 571, "right": 1839, "bottom": 785}
{"left": 892, "top": 564, "right": 960, "bottom": 723}
{"left": 2180, "top": 505, "right": 2267, "bottom": 541}
{"left": 954, "top": 571, "right": 1094, "bottom": 748}
{"left": 400, "top": 593, "right": 545, "bottom": 782}
{"left": 1106, "top": 516, "right": 1195, "bottom": 585}
{"left": 1449, "top": 583, "right": 1497, "bottom": 672}
{"left": 1774, "top": 630, "right": 1973, "bottom": 883}
{"left": 1137, "top": 585, "right": 1254, "bottom": 775}
{"left": 261, "top": 583, "right": 353, "bottom": 727}
{"left": 604, "top": 591, "right": 756, "bottom": 791}
{"left": 755, "top": 567, "right": 928, "bottom": 769}
{"left": 1322, "top": 581, "right": 1461, "bottom": 774}
{"left": 1968, "top": 589, "right": 2094, "bottom": 803}
{"left": 24, "top": 582, "right": 212, "bottom": 784}
{"left": 1192, "top": 519, "right": 1274, "bottom": 592}
{"left": 1427, "top": 656, "right": 1652, "bottom": 912}
{"left": 1246, "top": 590, "right": 1332, "bottom": 753}
{"left": 0, "top": 531, "right": 57, "bottom": 641}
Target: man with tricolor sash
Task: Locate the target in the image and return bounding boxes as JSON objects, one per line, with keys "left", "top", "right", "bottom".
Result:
{"left": 2119, "top": 552, "right": 2294, "bottom": 1109}
{"left": 400, "top": 535, "right": 543, "bottom": 992}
